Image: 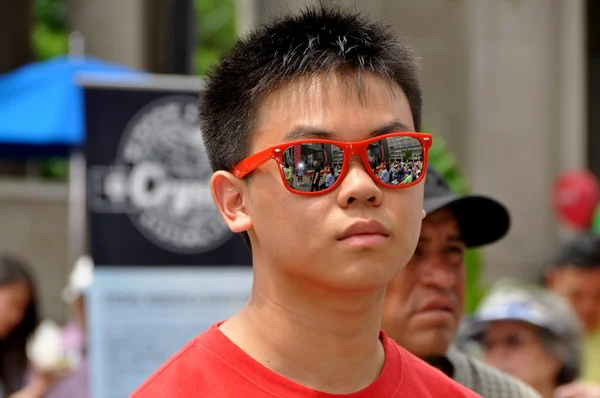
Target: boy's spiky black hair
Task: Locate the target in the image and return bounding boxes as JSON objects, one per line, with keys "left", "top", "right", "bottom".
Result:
{"left": 200, "top": 6, "right": 422, "bottom": 173}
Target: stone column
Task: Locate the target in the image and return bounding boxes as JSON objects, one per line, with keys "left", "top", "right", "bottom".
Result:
{"left": 68, "top": 0, "right": 148, "bottom": 69}
{"left": 0, "top": 0, "right": 33, "bottom": 73}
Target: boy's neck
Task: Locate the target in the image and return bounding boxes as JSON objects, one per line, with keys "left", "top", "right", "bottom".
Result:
{"left": 219, "top": 275, "right": 388, "bottom": 394}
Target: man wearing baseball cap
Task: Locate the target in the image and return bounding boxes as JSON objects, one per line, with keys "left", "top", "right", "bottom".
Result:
{"left": 381, "top": 166, "right": 540, "bottom": 397}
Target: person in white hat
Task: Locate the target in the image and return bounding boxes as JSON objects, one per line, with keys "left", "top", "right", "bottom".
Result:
{"left": 461, "top": 282, "right": 600, "bottom": 398}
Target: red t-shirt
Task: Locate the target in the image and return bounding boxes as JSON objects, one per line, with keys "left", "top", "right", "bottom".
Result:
{"left": 131, "top": 322, "right": 481, "bottom": 397}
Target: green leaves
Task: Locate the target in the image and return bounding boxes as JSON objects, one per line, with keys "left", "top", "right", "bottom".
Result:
{"left": 427, "top": 129, "right": 470, "bottom": 195}
{"left": 194, "top": 0, "right": 236, "bottom": 76}
{"left": 32, "top": 0, "right": 68, "bottom": 61}
{"left": 427, "top": 129, "right": 484, "bottom": 313}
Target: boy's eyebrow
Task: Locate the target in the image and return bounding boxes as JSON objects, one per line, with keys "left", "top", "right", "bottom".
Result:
{"left": 282, "top": 119, "right": 413, "bottom": 141}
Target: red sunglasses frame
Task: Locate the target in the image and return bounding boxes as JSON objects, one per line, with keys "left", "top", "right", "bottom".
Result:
{"left": 232, "top": 132, "right": 433, "bottom": 195}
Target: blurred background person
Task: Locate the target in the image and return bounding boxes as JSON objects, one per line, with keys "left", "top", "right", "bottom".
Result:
{"left": 381, "top": 167, "right": 538, "bottom": 397}
{"left": 545, "top": 233, "right": 600, "bottom": 383}
{"left": 309, "top": 159, "right": 321, "bottom": 192}
{"left": 461, "top": 282, "right": 583, "bottom": 398}
{"left": 0, "top": 253, "right": 51, "bottom": 398}
{"left": 283, "top": 162, "right": 293, "bottom": 187}
{"left": 42, "top": 255, "right": 92, "bottom": 398}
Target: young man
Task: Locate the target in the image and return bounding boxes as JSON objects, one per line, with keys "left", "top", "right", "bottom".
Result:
{"left": 381, "top": 167, "right": 541, "bottom": 397}
{"left": 132, "top": 7, "right": 480, "bottom": 398}
{"left": 546, "top": 234, "right": 600, "bottom": 383}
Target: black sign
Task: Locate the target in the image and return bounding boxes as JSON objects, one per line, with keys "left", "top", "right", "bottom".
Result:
{"left": 83, "top": 81, "right": 251, "bottom": 267}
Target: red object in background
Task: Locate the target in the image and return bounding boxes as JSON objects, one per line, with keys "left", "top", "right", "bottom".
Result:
{"left": 554, "top": 170, "right": 600, "bottom": 230}
{"left": 293, "top": 144, "right": 301, "bottom": 168}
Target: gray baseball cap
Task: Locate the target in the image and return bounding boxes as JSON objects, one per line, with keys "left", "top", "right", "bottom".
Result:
{"left": 424, "top": 167, "right": 510, "bottom": 248}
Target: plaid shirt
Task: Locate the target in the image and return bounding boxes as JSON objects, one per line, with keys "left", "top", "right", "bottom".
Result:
{"left": 429, "top": 346, "right": 541, "bottom": 398}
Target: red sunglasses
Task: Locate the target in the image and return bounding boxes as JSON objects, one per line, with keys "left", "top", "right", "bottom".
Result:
{"left": 232, "top": 132, "right": 433, "bottom": 195}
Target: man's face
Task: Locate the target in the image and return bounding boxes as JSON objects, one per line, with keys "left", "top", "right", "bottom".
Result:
{"left": 241, "top": 72, "right": 423, "bottom": 291}
{"left": 381, "top": 207, "right": 466, "bottom": 357}
{"left": 547, "top": 265, "right": 600, "bottom": 333}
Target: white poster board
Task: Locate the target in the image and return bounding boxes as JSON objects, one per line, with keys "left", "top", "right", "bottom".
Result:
{"left": 89, "top": 267, "right": 253, "bottom": 398}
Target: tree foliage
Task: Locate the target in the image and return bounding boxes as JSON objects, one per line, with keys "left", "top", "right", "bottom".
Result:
{"left": 427, "top": 129, "right": 485, "bottom": 313}
{"left": 32, "top": 0, "right": 68, "bottom": 61}
{"left": 194, "top": 0, "right": 237, "bottom": 75}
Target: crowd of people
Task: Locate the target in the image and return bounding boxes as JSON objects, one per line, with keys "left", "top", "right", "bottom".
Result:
{"left": 374, "top": 159, "right": 423, "bottom": 185}
{"left": 379, "top": 165, "right": 598, "bottom": 397}
{"left": 284, "top": 159, "right": 424, "bottom": 192}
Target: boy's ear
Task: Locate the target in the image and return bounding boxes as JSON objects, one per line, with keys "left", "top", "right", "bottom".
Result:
{"left": 210, "top": 171, "right": 253, "bottom": 233}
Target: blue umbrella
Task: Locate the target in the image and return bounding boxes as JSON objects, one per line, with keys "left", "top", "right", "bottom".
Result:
{"left": 0, "top": 55, "right": 141, "bottom": 148}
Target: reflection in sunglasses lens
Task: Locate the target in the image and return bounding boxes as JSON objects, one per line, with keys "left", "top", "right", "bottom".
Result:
{"left": 282, "top": 143, "right": 344, "bottom": 193}
{"left": 281, "top": 136, "right": 425, "bottom": 192}
{"left": 368, "top": 136, "right": 424, "bottom": 186}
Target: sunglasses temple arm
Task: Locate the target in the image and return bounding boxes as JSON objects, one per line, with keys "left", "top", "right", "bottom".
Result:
{"left": 233, "top": 151, "right": 274, "bottom": 178}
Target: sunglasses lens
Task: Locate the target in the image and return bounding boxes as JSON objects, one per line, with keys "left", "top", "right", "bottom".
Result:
{"left": 282, "top": 143, "right": 344, "bottom": 192}
{"left": 367, "top": 136, "right": 424, "bottom": 186}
